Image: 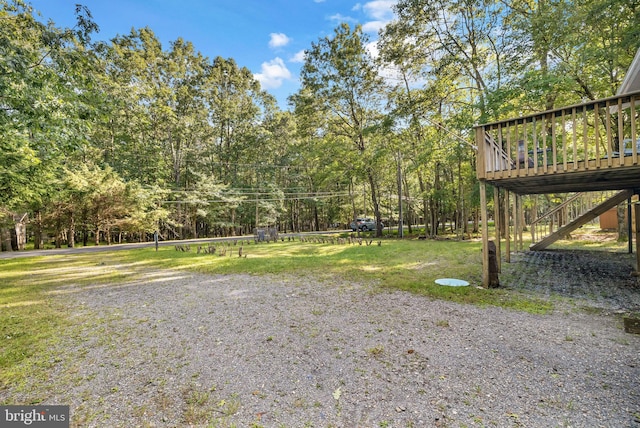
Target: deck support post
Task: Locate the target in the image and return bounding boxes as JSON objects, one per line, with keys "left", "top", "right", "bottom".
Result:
{"left": 480, "top": 180, "right": 489, "bottom": 287}
{"left": 494, "top": 186, "right": 501, "bottom": 272}
{"left": 512, "top": 193, "right": 518, "bottom": 252}
{"left": 517, "top": 194, "right": 524, "bottom": 251}
{"left": 628, "top": 197, "right": 633, "bottom": 255}
{"left": 635, "top": 203, "right": 640, "bottom": 274}
{"left": 514, "top": 194, "right": 520, "bottom": 251}
{"left": 505, "top": 191, "right": 511, "bottom": 263}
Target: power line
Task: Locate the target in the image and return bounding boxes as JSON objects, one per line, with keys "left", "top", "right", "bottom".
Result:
{"left": 161, "top": 192, "right": 351, "bottom": 204}
{"left": 167, "top": 189, "right": 350, "bottom": 196}
{"left": 206, "top": 161, "right": 306, "bottom": 170}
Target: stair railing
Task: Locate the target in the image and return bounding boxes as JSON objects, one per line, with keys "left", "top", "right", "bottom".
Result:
{"left": 529, "top": 191, "right": 617, "bottom": 245}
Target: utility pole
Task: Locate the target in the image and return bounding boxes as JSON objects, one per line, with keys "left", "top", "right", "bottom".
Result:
{"left": 255, "top": 194, "right": 259, "bottom": 231}
{"left": 255, "top": 172, "right": 260, "bottom": 232}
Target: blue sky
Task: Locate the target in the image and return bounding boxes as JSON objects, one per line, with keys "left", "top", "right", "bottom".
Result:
{"left": 28, "top": 0, "right": 397, "bottom": 109}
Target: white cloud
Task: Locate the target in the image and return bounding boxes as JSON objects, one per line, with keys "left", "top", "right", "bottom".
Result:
{"left": 328, "top": 1, "right": 396, "bottom": 33}
{"left": 290, "top": 50, "right": 306, "bottom": 63}
{"left": 361, "top": 0, "right": 396, "bottom": 33}
{"left": 254, "top": 57, "right": 292, "bottom": 89}
{"left": 329, "top": 13, "right": 357, "bottom": 23}
{"left": 313, "top": 0, "right": 326, "bottom": 2}
{"left": 362, "top": 21, "right": 386, "bottom": 33}
{"left": 269, "top": 33, "right": 291, "bottom": 49}
{"left": 363, "top": 0, "right": 395, "bottom": 20}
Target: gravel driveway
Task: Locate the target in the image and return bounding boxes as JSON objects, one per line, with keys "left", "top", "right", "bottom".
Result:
{"left": 3, "top": 254, "right": 638, "bottom": 428}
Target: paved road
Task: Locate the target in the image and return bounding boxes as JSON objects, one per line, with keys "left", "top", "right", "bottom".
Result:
{"left": 0, "top": 230, "right": 348, "bottom": 259}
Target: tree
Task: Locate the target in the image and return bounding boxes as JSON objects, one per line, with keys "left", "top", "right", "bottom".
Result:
{"left": 0, "top": 0, "right": 97, "bottom": 248}
{"left": 70, "top": 165, "right": 166, "bottom": 245}
{"left": 391, "top": 0, "right": 506, "bottom": 123}
{"left": 297, "top": 23, "right": 387, "bottom": 236}
{"left": 91, "top": 30, "right": 278, "bottom": 238}
{"left": 380, "top": 4, "right": 481, "bottom": 237}
{"left": 492, "top": 0, "right": 639, "bottom": 113}
{"left": 91, "top": 28, "right": 170, "bottom": 186}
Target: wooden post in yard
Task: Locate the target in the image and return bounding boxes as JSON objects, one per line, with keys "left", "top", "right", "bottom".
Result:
{"left": 517, "top": 194, "right": 524, "bottom": 251}
{"left": 505, "top": 191, "right": 511, "bottom": 263}
{"left": 635, "top": 203, "right": 640, "bottom": 275}
{"left": 515, "top": 193, "right": 521, "bottom": 251}
{"left": 494, "top": 186, "right": 501, "bottom": 272}
{"left": 480, "top": 180, "right": 489, "bottom": 287}
{"left": 488, "top": 240, "right": 500, "bottom": 287}
{"left": 513, "top": 193, "right": 519, "bottom": 252}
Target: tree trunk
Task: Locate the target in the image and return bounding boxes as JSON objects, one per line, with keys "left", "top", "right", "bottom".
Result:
{"left": 231, "top": 208, "right": 237, "bottom": 236}
{"left": 429, "top": 200, "right": 438, "bottom": 237}
{"left": 367, "top": 170, "right": 383, "bottom": 238}
{"left": 1, "top": 226, "right": 12, "bottom": 252}
{"left": 81, "top": 208, "right": 88, "bottom": 246}
{"left": 293, "top": 199, "right": 300, "bottom": 233}
{"left": 33, "top": 210, "right": 43, "bottom": 249}
{"left": 402, "top": 175, "right": 413, "bottom": 234}
{"left": 463, "top": 202, "right": 469, "bottom": 235}
{"left": 473, "top": 207, "right": 479, "bottom": 234}
{"left": 176, "top": 202, "right": 183, "bottom": 238}
{"left": 432, "top": 163, "right": 441, "bottom": 236}
{"left": 402, "top": 67, "right": 429, "bottom": 238}
{"left": 349, "top": 178, "right": 357, "bottom": 223}
{"left": 55, "top": 216, "right": 62, "bottom": 249}
{"left": 67, "top": 211, "right": 75, "bottom": 248}
{"left": 15, "top": 215, "right": 27, "bottom": 251}
{"left": 10, "top": 226, "right": 18, "bottom": 251}
{"left": 192, "top": 208, "right": 197, "bottom": 239}
{"left": 457, "top": 158, "right": 463, "bottom": 238}
{"left": 422, "top": 198, "right": 429, "bottom": 237}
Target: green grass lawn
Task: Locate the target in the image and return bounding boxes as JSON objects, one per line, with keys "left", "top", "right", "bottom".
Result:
{"left": 4, "top": 233, "right": 609, "bottom": 392}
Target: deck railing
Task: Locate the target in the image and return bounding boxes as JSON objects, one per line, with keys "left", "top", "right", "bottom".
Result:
{"left": 475, "top": 91, "right": 640, "bottom": 180}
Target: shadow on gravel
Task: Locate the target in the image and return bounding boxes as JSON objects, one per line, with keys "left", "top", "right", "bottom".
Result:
{"left": 501, "top": 249, "right": 640, "bottom": 312}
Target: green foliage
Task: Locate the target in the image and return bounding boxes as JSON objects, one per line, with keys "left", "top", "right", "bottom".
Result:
{"left": 38, "top": 164, "right": 168, "bottom": 247}
{"left": 1, "top": 0, "right": 638, "bottom": 250}
{"left": 297, "top": 23, "right": 389, "bottom": 235}
{"left": 0, "top": 0, "right": 95, "bottom": 210}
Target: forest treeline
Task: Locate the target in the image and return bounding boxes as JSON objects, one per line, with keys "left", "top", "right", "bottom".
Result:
{"left": 1, "top": 0, "right": 638, "bottom": 250}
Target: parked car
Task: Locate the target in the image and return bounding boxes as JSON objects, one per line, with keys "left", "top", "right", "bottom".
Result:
{"left": 350, "top": 218, "right": 381, "bottom": 231}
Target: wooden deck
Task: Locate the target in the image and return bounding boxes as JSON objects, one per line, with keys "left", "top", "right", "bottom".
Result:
{"left": 475, "top": 90, "right": 640, "bottom": 194}
{"left": 474, "top": 90, "right": 640, "bottom": 286}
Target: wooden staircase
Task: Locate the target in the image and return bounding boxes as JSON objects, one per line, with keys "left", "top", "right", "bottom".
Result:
{"left": 530, "top": 189, "right": 634, "bottom": 250}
